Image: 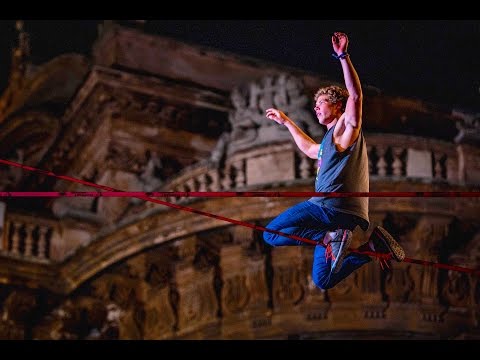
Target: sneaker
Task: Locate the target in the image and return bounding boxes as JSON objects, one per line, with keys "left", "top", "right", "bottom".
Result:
{"left": 326, "top": 229, "right": 353, "bottom": 274}
{"left": 369, "top": 226, "right": 405, "bottom": 262}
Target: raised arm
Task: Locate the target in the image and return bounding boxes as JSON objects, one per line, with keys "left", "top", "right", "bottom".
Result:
{"left": 332, "top": 32, "right": 363, "bottom": 150}
{"left": 265, "top": 108, "right": 320, "bottom": 159}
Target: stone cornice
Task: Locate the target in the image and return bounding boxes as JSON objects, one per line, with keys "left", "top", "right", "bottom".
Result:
{"left": 40, "top": 65, "right": 229, "bottom": 182}
{"left": 92, "top": 25, "right": 323, "bottom": 94}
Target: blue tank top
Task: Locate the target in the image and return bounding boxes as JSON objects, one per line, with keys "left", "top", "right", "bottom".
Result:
{"left": 308, "top": 126, "right": 370, "bottom": 230}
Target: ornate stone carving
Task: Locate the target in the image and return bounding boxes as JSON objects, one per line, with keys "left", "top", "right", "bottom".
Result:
{"left": 299, "top": 248, "right": 331, "bottom": 320}
{"left": 231, "top": 223, "right": 268, "bottom": 260}
{"left": 118, "top": 305, "right": 146, "bottom": 339}
{"left": 227, "top": 73, "right": 322, "bottom": 154}
{"left": 176, "top": 268, "right": 218, "bottom": 332}
{"left": 173, "top": 236, "right": 197, "bottom": 269}
{"left": 384, "top": 265, "right": 415, "bottom": 303}
{"left": 138, "top": 150, "right": 164, "bottom": 190}
{"left": 96, "top": 169, "right": 142, "bottom": 224}
{"left": 46, "top": 84, "right": 115, "bottom": 173}
{"left": 442, "top": 270, "right": 471, "bottom": 307}
{"left": 144, "top": 245, "right": 176, "bottom": 289}
{"left": 327, "top": 272, "right": 356, "bottom": 300}
{"left": 271, "top": 247, "right": 305, "bottom": 309}
{"left": 1, "top": 21, "right": 480, "bottom": 340}
{"left": 105, "top": 142, "right": 145, "bottom": 174}
{"left": 273, "top": 265, "right": 304, "bottom": 307}
{"left": 223, "top": 274, "right": 250, "bottom": 314}
{"left": 453, "top": 110, "right": 480, "bottom": 145}
{"left": 125, "top": 253, "right": 147, "bottom": 280}
{"left": 194, "top": 235, "right": 220, "bottom": 272}
{"left": 143, "top": 287, "right": 176, "bottom": 338}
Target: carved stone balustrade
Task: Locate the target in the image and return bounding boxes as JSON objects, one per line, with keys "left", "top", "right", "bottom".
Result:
{"left": 162, "top": 133, "right": 477, "bottom": 205}
{"left": 1, "top": 213, "right": 59, "bottom": 262}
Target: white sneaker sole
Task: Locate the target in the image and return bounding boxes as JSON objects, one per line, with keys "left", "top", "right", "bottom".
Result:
{"left": 331, "top": 230, "right": 353, "bottom": 274}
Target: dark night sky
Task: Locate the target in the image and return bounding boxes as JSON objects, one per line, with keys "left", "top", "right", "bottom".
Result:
{"left": 0, "top": 20, "right": 479, "bottom": 111}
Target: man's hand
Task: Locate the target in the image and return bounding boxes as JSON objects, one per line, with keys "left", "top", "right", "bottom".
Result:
{"left": 332, "top": 32, "right": 349, "bottom": 56}
{"left": 265, "top": 108, "right": 288, "bottom": 125}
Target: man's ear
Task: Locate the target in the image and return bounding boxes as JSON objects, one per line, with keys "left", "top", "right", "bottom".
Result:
{"left": 336, "top": 102, "right": 344, "bottom": 114}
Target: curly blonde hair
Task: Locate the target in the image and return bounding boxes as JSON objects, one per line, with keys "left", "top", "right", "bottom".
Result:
{"left": 314, "top": 86, "right": 349, "bottom": 112}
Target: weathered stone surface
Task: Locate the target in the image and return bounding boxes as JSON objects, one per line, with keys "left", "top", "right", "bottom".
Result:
{"left": 0, "top": 21, "right": 478, "bottom": 340}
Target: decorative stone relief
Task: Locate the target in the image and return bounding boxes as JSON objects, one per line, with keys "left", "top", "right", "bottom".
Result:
{"left": 384, "top": 265, "right": 415, "bottom": 303}
{"left": 51, "top": 85, "right": 114, "bottom": 172}
{"left": 222, "top": 274, "right": 250, "bottom": 314}
{"left": 96, "top": 169, "right": 142, "bottom": 224}
{"left": 273, "top": 265, "right": 304, "bottom": 307}
{"left": 453, "top": 110, "right": 480, "bottom": 145}
{"left": 227, "top": 73, "right": 323, "bottom": 154}
{"left": 231, "top": 224, "right": 267, "bottom": 260}
{"left": 142, "top": 287, "right": 176, "bottom": 338}
{"left": 271, "top": 247, "right": 304, "bottom": 309}
{"left": 176, "top": 267, "right": 218, "bottom": 332}
{"left": 138, "top": 150, "right": 164, "bottom": 191}
{"left": 105, "top": 142, "right": 145, "bottom": 175}
{"left": 173, "top": 236, "right": 197, "bottom": 269}
{"left": 442, "top": 270, "right": 471, "bottom": 307}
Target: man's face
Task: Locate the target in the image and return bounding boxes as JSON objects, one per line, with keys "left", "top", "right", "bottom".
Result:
{"left": 314, "top": 95, "right": 338, "bottom": 125}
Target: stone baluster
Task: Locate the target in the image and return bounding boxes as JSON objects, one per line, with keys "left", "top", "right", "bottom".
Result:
{"left": 420, "top": 265, "right": 439, "bottom": 305}
{"left": 185, "top": 178, "right": 196, "bottom": 192}
{"left": 198, "top": 173, "right": 208, "bottom": 192}
{"left": 24, "top": 224, "right": 35, "bottom": 257}
{"left": 206, "top": 173, "right": 214, "bottom": 191}
{"left": 37, "top": 225, "right": 48, "bottom": 259}
{"left": 392, "top": 147, "right": 404, "bottom": 177}
{"left": 233, "top": 160, "right": 245, "bottom": 188}
{"left": 376, "top": 146, "right": 388, "bottom": 176}
{"left": 433, "top": 152, "right": 445, "bottom": 180}
{"left": 221, "top": 165, "right": 232, "bottom": 190}
{"left": 193, "top": 177, "right": 201, "bottom": 191}
{"left": 10, "top": 221, "right": 21, "bottom": 255}
{"left": 209, "top": 170, "right": 220, "bottom": 191}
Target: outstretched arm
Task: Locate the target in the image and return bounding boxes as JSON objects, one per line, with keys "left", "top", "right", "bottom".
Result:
{"left": 265, "top": 108, "right": 320, "bottom": 159}
{"left": 332, "top": 32, "right": 363, "bottom": 150}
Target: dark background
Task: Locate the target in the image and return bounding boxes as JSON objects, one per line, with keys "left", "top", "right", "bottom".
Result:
{"left": 0, "top": 20, "right": 479, "bottom": 111}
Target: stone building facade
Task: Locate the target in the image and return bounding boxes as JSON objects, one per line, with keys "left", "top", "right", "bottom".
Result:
{"left": 0, "top": 21, "right": 479, "bottom": 339}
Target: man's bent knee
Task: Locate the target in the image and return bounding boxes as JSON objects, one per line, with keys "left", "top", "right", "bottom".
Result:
{"left": 263, "top": 232, "right": 276, "bottom": 246}
{"left": 312, "top": 274, "right": 335, "bottom": 290}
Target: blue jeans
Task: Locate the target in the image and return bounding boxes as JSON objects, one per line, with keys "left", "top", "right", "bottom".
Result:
{"left": 263, "top": 200, "right": 371, "bottom": 290}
